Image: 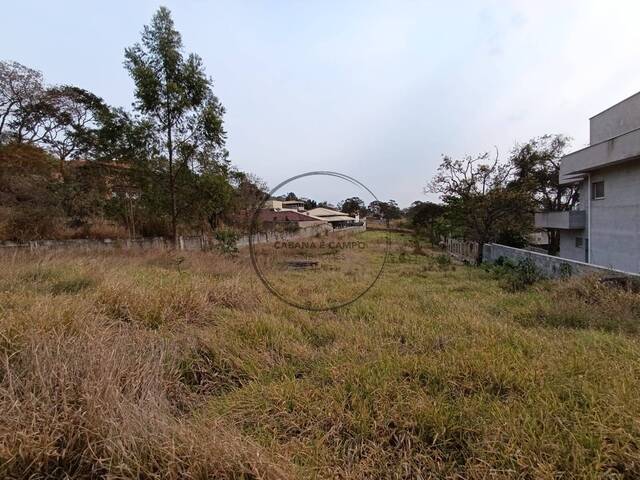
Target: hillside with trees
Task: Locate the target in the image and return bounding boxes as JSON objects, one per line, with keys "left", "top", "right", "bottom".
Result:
{"left": 0, "top": 8, "right": 265, "bottom": 243}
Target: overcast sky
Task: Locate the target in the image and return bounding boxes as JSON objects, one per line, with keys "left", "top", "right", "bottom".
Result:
{"left": 4, "top": 1, "right": 640, "bottom": 207}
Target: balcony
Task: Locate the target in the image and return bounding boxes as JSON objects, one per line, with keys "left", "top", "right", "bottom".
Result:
{"left": 534, "top": 210, "right": 586, "bottom": 230}
{"left": 560, "top": 127, "right": 640, "bottom": 184}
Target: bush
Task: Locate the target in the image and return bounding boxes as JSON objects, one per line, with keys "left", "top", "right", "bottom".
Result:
{"left": 486, "top": 256, "right": 544, "bottom": 292}
{"left": 435, "top": 254, "right": 451, "bottom": 269}
{"left": 6, "top": 206, "right": 63, "bottom": 241}
{"left": 215, "top": 228, "right": 240, "bottom": 255}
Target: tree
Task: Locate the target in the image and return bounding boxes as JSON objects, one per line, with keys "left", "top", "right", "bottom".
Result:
{"left": 301, "top": 197, "right": 317, "bottom": 210}
{"left": 368, "top": 200, "right": 401, "bottom": 227}
{"left": 338, "top": 196, "right": 366, "bottom": 216}
{"left": 125, "top": 6, "right": 227, "bottom": 243}
{"left": 285, "top": 192, "right": 298, "bottom": 201}
{"left": 406, "top": 200, "right": 445, "bottom": 242}
{"left": 510, "top": 134, "right": 577, "bottom": 254}
{"left": 189, "top": 168, "right": 234, "bottom": 232}
{"left": 427, "top": 152, "right": 532, "bottom": 263}
{"left": 24, "top": 86, "right": 108, "bottom": 173}
{"left": 0, "top": 61, "right": 45, "bottom": 142}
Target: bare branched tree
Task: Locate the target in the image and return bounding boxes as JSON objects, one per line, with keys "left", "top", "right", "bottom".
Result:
{"left": 427, "top": 150, "right": 532, "bottom": 263}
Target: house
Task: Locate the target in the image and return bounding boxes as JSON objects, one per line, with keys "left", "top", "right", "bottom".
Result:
{"left": 306, "top": 207, "right": 361, "bottom": 229}
{"left": 254, "top": 209, "right": 326, "bottom": 229}
{"left": 263, "top": 199, "right": 283, "bottom": 210}
{"left": 257, "top": 199, "right": 362, "bottom": 230}
{"left": 535, "top": 92, "right": 640, "bottom": 273}
{"left": 281, "top": 200, "right": 305, "bottom": 211}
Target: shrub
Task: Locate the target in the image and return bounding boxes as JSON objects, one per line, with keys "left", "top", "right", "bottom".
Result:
{"left": 6, "top": 206, "right": 63, "bottom": 241}
{"left": 215, "top": 228, "right": 240, "bottom": 255}
{"left": 486, "top": 256, "right": 544, "bottom": 292}
{"left": 558, "top": 262, "right": 573, "bottom": 279}
{"left": 435, "top": 254, "right": 451, "bottom": 269}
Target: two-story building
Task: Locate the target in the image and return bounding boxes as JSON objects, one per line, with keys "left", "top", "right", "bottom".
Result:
{"left": 535, "top": 92, "right": 640, "bottom": 273}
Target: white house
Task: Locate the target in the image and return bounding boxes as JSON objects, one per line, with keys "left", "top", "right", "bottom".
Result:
{"left": 535, "top": 92, "right": 640, "bottom": 273}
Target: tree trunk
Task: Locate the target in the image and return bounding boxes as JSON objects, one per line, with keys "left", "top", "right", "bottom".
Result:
{"left": 547, "top": 229, "right": 560, "bottom": 256}
{"left": 476, "top": 241, "right": 484, "bottom": 265}
{"left": 167, "top": 122, "right": 178, "bottom": 247}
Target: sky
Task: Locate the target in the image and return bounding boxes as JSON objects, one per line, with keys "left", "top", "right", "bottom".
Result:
{"left": 4, "top": 0, "right": 640, "bottom": 207}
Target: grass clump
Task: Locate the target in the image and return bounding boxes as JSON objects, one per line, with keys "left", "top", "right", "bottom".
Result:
{"left": 521, "top": 275, "right": 640, "bottom": 334}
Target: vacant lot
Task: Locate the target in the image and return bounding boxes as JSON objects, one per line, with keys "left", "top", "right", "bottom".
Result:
{"left": 1, "top": 231, "right": 640, "bottom": 479}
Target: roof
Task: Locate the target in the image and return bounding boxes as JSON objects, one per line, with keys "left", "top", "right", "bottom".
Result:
{"left": 320, "top": 215, "right": 357, "bottom": 222}
{"left": 254, "top": 210, "right": 327, "bottom": 223}
{"left": 307, "top": 207, "right": 352, "bottom": 218}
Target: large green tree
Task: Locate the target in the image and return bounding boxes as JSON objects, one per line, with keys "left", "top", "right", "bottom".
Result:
{"left": 406, "top": 200, "right": 445, "bottom": 242}
{"left": 338, "top": 196, "right": 366, "bottom": 217}
{"left": 367, "top": 200, "right": 401, "bottom": 227}
{"left": 124, "top": 6, "right": 227, "bottom": 242}
{"left": 510, "top": 134, "right": 577, "bottom": 255}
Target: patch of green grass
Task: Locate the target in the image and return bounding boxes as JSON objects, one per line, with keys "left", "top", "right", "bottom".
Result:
{"left": 49, "top": 276, "right": 96, "bottom": 295}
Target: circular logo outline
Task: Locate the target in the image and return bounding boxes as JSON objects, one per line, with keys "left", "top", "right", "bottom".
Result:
{"left": 248, "top": 171, "right": 390, "bottom": 311}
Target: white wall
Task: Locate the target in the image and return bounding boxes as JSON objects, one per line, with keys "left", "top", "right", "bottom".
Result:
{"left": 559, "top": 230, "right": 587, "bottom": 262}
{"left": 589, "top": 162, "right": 640, "bottom": 273}
{"left": 590, "top": 91, "right": 640, "bottom": 144}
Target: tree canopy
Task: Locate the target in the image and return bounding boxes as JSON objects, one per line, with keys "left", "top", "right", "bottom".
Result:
{"left": 427, "top": 151, "right": 532, "bottom": 262}
{"left": 0, "top": 7, "right": 262, "bottom": 242}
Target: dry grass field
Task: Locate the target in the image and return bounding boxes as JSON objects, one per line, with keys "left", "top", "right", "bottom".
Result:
{"left": 1, "top": 231, "right": 640, "bottom": 479}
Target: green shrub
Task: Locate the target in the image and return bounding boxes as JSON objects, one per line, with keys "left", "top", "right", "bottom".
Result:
{"left": 215, "top": 228, "right": 240, "bottom": 255}
{"left": 558, "top": 262, "right": 573, "bottom": 279}
{"left": 486, "top": 256, "right": 544, "bottom": 292}
{"left": 435, "top": 254, "right": 451, "bottom": 269}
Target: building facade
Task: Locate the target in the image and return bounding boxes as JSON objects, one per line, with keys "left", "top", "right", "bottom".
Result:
{"left": 535, "top": 92, "right": 640, "bottom": 273}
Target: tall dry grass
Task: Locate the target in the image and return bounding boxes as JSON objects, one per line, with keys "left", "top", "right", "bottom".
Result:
{"left": 0, "top": 251, "right": 289, "bottom": 479}
{"left": 0, "top": 232, "right": 640, "bottom": 478}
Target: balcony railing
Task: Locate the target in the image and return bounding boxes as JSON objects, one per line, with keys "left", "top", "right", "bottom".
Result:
{"left": 534, "top": 210, "right": 586, "bottom": 230}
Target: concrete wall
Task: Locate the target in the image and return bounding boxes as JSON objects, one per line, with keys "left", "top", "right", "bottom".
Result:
{"left": 237, "top": 223, "right": 334, "bottom": 247}
{"left": 0, "top": 223, "right": 357, "bottom": 254}
{"left": 590, "top": 91, "right": 640, "bottom": 144}
{"left": 588, "top": 162, "right": 640, "bottom": 273}
{"left": 483, "top": 243, "right": 640, "bottom": 279}
{"left": 445, "top": 237, "right": 479, "bottom": 262}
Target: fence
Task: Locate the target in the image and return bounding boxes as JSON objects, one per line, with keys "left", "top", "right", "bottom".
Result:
{"left": 483, "top": 243, "right": 640, "bottom": 279}
{"left": 0, "top": 222, "right": 360, "bottom": 254}
{"left": 444, "top": 238, "right": 479, "bottom": 263}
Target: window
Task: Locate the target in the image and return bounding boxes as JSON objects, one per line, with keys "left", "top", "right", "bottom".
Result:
{"left": 575, "top": 237, "right": 583, "bottom": 248}
{"left": 592, "top": 181, "right": 605, "bottom": 200}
